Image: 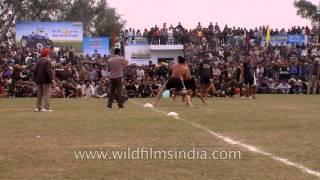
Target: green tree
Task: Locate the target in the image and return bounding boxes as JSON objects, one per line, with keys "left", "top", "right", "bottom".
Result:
{"left": 92, "top": 0, "right": 125, "bottom": 38}
{"left": 294, "top": 0, "right": 318, "bottom": 23}
{"left": 62, "top": 0, "right": 96, "bottom": 36}
{"left": 63, "top": 0, "right": 125, "bottom": 39}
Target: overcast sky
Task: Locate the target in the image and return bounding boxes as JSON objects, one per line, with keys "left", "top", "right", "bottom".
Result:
{"left": 107, "top": 0, "right": 318, "bottom": 30}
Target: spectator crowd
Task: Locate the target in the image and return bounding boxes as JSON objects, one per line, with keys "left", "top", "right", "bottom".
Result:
{"left": 1, "top": 22, "right": 320, "bottom": 99}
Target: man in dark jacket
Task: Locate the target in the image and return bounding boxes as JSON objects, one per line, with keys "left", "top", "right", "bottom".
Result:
{"left": 34, "top": 48, "right": 54, "bottom": 112}
{"left": 308, "top": 58, "right": 320, "bottom": 94}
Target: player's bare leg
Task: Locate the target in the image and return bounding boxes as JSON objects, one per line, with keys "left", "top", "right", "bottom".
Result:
{"left": 184, "top": 94, "right": 194, "bottom": 107}
{"left": 194, "top": 91, "right": 207, "bottom": 105}
{"left": 204, "top": 84, "right": 211, "bottom": 99}
{"left": 172, "top": 89, "right": 177, "bottom": 102}
{"left": 200, "top": 85, "right": 207, "bottom": 99}
{"left": 251, "top": 86, "right": 256, "bottom": 99}
{"left": 153, "top": 86, "right": 165, "bottom": 106}
{"left": 245, "top": 85, "right": 250, "bottom": 98}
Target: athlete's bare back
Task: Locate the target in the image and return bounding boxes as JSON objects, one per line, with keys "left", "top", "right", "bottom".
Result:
{"left": 171, "top": 63, "right": 191, "bottom": 80}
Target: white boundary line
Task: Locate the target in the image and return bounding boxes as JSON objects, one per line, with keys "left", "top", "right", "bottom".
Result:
{"left": 130, "top": 101, "right": 320, "bottom": 178}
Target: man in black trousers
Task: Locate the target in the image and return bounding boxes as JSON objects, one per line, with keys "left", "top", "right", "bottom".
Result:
{"left": 107, "top": 48, "right": 128, "bottom": 109}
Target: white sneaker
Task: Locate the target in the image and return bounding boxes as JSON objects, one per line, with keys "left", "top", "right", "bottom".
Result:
{"left": 34, "top": 108, "right": 40, "bottom": 112}
{"left": 249, "top": 96, "right": 253, "bottom": 100}
{"left": 41, "top": 108, "right": 53, "bottom": 112}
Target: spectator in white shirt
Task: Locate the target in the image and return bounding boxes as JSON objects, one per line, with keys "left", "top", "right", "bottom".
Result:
{"left": 218, "top": 49, "right": 224, "bottom": 58}
{"left": 128, "top": 28, "right": 134, "bottom": 38}
{"left": 212, "top": 65, "right": 221, "bottom": 78}
{"left": 277, "top": 80, "right": 291, "bottom": 94}
{"left": 101, "top": 66, "right": 110, "bottom": 79}
{"left": 168, "top": 25, "right": 174, "bottom": 44}
{"left": 136, "top": 67, "right": 145, "bottom": 81}
{"left": 82, "top": 80, "right": 95, "bottom": 98}
{"left": 301, "top": 48, "right": 308, "bottom": 57}
{"left": 136, "top": 30, "right": 142, "bottom": 37}
{"left": 274, "top": 48, "right": 280, "bottom": 58}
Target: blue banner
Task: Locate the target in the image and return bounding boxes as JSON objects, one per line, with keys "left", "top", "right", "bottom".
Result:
{"left": 261, "top": 35, "right": 287, "bottom": 46}
{"left": 288, "top": 35, "right": 305, "bottom": 45}
{"left": 83, "top": 37, "right": 109, "bottom": 56}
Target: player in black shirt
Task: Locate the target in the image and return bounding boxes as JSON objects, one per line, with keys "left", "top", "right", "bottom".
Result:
{"left": 198, "top": 54, "right": 213, "bottom": 99}
{"left": 241, "top": 57, "right": 255, "bottom": 99}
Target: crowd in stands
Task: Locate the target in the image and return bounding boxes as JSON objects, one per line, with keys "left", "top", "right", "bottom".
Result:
{"left": 124, "top": 22, "right": 314, "bottom": 46}
{"left": 0, "top": 45, "right": 167, "bottom": 98}
{"left": 1, "top": 22, "right": 320, "bottom": 98}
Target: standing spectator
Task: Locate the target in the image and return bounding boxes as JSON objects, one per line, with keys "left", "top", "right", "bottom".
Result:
{"left": 106, "top": 48, "right": 128, "bottom": 109}
{"left": 147, "top": 28, "right": 154, "bottom": 44}
{"left": 128, "top": 28, "right": 134, "bottom": 41}
{"left": 307, "top": 59, "right": 320, "bottom": 94}
{"left": 88, "top": 66, "right": 98, "bottom": 83}
{"left": 168, "top": 25, "right": 174, "bottom": 45}
{"left": 272, "top": 61, "right": 280, "bottom": 82}
{"left": 101, "top": 65, "right": 110, "bottom": 79}
{"left": 136, "top": 30, "right": 142, "bottom": 37}
{"left": 136, "top": 67, "right": 145, "bottom": 81}
{"left": 297, "top": 60, "right": 308, "bottom": 80}
{"left": 154, "top": 26, "right": 161, "bottom": 44}
{"left": 160, "top": 28, "right": 168, "bottom": 45}
{"left": 288, "top": 63, "right": 298, "bottom": 77}
{"left": 143, "top": 29, "right": 149, "bottom": 38}
{"left": 34, "top": 48, "right": 54, "bottom": 112}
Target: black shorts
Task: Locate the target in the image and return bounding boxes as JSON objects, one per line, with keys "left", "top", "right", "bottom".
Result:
{"left": 184, "top": 78, "right": 197, "bottom": 91}
{"left": 200, "top": 76, "right": 211, "bottom": 85}
{"left": 244, "top": 77, "right": 254, "bottom": 86}
{"left": 165, "top": 78, "right": 184, "bottom": 91}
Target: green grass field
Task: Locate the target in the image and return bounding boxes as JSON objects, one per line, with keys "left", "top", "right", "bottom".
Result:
{"left": 0, "top": 95, "right": 319, "bottom": 179}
